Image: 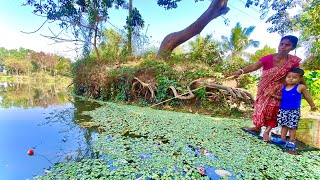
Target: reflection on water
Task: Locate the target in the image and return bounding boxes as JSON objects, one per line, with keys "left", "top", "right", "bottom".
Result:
{"left": 0, "top": 81, "right": 101, "bottom": 179}
{"left": 0, "top": 81, "right": 70, "bottom": 108}
{"left": 297, "top": 118, "right": 320, "bottom": 149}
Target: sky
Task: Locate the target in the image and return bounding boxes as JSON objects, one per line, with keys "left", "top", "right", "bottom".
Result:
{"left": 0, "top": 0, "right": 303, "bottom": 60}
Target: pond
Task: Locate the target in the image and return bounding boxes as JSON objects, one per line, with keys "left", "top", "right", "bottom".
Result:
{"left": 0, "top": 81, "right": 101, "bottom": 179}
{"left": 0, "top": 81, "right": 319, "bottom": 179}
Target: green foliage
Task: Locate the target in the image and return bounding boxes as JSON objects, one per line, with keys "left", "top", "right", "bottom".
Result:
{"left": 248, "top": 0, "right": 319, "bottom": 56}
{"left": 168, "top": 52, "right": 189, "bottom": 65}
{"left": 237, "top": 74, "right": 255, "bottom": 89}
{"left": 4, "top": 57, "right": 33, "bottom": 75}
{"left": 107, "top": 67, "right": 137, "bottom": 101}
{"left": 221, "top": 22, "right": 259, "bottom": 71}
{"left": 35, "top": 102, "right": 320, "bottom": 179}
{"left": 155, "top": 74, "right": 178, "bottom": 103}
{"left": 245, "top": 0, "right": 299, "bottom": 36}
{"left": 72, "top": 56, "right": 96, "bottom": 76}
{"left": 0, "top": 47, "right": 70, "bottom": 77}
{"left": 55, "top": 58, "right": 72, "bottom": 77}
{"left": 125, "top": 7, "right": 145, "bottom": 31}
{"left": 299, "top": 0, "right": 320, "bottom": 56}
{"left": 184, "top": 70, "right": 222, "bottom": 80}
{"left": 304, "top": 70, "right": 320, "bottom": 99}
{"left": 0, "top": 47, "right": 8, "bottom": 65}
{"left": 138, "top": 59, "right": 179, "bottom": 103}
{"left": 193, "top": 87, "right": 206, "bottom": 101}
{"left": 24, "top": 0, "right": 144, "bottom": 59}
{"left": 302, "top": 55, "right": 320, "bottom": 71}
{"left": 138, "top": 59, "right": 174, "bottom": 76}
{"left": 250, "top": 45, "right": 276, "bottom": 63}
{"left": 99, "top": 29, "right": 129, "bottom": 63}
{"left": 188, "top": 35, "right": 224, "bottom": 67}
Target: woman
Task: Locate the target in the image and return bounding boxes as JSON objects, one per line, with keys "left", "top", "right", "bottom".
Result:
{"left": 232, "top": 35, "right": 303, "bottom": 141}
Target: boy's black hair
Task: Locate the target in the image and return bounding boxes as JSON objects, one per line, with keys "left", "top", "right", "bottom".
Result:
{"left": 290, "top": 67, "right": 304, "bottom": 77}
{"left": 281, "top": 35, "right": 298, "bottom": 49}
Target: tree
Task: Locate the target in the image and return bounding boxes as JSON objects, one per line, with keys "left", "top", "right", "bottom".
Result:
{"left": 221, "top": 22, "right": 259, "bottom": 63}
{"left": 0, "top": 47, "right": 10, "bottom": 66}
{"left": 156, "top": 0, "right": 300, "bottom": 58}
{"left": 188, "top": 35, "right": 223, "bottom": 67}
{"left": 56, "top": 58, "right": 72, "bottom": 77}
{"left": 157, "top": 0, "right": 229, "bottom": 58}
{"left": 99, "top": 29, "right": 128, "bottom": 63}
{"left": 4, "top": 57, "right": 32, "bottom": 75}
{"left": 29, "top": 51, "right": 60, "bottom": 74}
{"left": 25, "top": 0, "right": 303, "bottom": 60}
{"left": 24, "top": 0, "right": 144, "bottom": 61}
{"left": 24, "top": 0, "right": 125, "bottom": 61}
{"left": 299, "top": 0, "right": 320, "bottom": 56}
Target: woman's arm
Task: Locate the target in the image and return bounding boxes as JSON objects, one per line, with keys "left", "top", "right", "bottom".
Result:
{"left": 231, "top": 61, "right": 263, "bottom": 78}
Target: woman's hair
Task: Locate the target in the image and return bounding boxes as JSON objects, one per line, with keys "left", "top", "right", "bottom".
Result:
{"left": 290, "top": 67, "right": 304, "bottom": 77}
{"left": 281, "top": 35, "right": 298, "bottom": 49}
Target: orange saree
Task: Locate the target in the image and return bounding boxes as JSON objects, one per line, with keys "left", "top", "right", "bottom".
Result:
{"left": 253, "top": 54, "right": 301, "bottom": 128}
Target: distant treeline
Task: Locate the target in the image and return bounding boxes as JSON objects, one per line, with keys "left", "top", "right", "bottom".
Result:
{"left": 0, "top": 47, "right": 72, "bottom": 77}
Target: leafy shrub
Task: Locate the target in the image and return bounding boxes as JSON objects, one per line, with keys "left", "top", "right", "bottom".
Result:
{"left": 304, "top": 70, "right": 320, "bottom": 100}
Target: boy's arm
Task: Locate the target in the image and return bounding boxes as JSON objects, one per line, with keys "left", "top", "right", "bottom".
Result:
{"left": 300, "top": 78, "right": 308, "bottom": 88}
{"left": 300, "top": 85, "right": 318, "bottom": 111}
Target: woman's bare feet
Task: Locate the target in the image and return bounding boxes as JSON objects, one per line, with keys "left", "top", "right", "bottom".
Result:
{"left": 263, "top": 132, "right": 271, "bottom": 141}
{"left": 245, "top": 126, "right": 261, "bottom": 132}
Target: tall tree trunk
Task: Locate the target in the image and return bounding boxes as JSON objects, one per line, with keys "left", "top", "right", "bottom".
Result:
{"left": 93, "top": 1, "right": 102, "bottom": 62}
{"left": 93, "top": 23, "right": 101, "bottom": 61}
{"left": 128, "top": 0, "right": 133, "bottom": 55}
{"left": 157, "top": 0, "right": 229, "bottom": 59}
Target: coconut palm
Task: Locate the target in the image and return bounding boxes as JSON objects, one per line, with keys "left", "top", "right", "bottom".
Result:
{"left": 221, "top": 22, "right": 260, "bottom": 64}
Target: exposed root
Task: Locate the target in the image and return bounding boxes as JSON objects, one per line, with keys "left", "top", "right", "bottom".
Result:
{"left": 167, "top": 80, "right": 199, "bottom": 100}
{"left": 131, "top": 77, "right": 155, "bottom": 102}
{"left": 150, "top": 78, "right": 254, "bottom": 108}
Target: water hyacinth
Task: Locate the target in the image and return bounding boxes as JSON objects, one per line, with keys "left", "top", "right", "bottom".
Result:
{"left": 35, "top": 102, "right": 320, "bottom": 179}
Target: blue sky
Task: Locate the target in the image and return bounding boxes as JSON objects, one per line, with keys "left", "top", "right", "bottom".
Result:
{"left": 0, "top": 0, "right": 302, "bottom": 60}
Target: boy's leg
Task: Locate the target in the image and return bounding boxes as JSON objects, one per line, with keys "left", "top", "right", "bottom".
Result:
{"left": 281, "top": 126, "right": 288, "bottom": 141}
{"left": 285, "top": 128, "right": 297, "bottom": 148}
{"left": 288, "top": 128, "right": 296, "bottom": 142}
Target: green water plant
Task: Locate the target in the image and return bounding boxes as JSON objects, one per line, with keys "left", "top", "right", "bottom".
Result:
{"left": 36, "top": 102, "right": 320, "bottom": 179}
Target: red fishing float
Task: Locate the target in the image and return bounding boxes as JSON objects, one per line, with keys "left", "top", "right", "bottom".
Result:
{"left": 27, "top": 149, "right": 34, "bottom": 156}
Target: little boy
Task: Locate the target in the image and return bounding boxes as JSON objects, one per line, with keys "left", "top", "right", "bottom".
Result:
{"left": 271, "top": 68, "right": 317, "bottom": 148}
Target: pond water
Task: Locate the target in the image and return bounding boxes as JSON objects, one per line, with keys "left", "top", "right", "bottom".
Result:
{"left": 0, "top": 81, "right": 101, "bottom": 179}
{"left": 0, "top": 81, "right": 319, "bottom": 179}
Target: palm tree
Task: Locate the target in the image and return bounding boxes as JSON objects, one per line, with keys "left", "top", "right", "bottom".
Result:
{"left": 221, "top": 22, "right": 260, "bottom": 64}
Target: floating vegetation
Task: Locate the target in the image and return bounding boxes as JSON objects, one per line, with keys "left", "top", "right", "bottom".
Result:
{"left": 35, "top": 102, "right": 320, "bottom": 179}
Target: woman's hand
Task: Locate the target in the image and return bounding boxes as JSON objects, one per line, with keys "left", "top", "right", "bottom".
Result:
{"left": 269, "top": 89, "right": 281, "bottom": 99}
{"left": 231, "top": 69, "right": 243, "bottom": 78}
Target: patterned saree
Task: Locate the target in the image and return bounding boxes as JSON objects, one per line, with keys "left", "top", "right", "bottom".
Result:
{"left": 253, "top": 54, "right": 301, "bottom": 128}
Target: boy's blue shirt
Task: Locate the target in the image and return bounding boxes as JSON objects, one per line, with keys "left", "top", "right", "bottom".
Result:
{"left": 280, "top": 83, "right": 302, "bottom": 110}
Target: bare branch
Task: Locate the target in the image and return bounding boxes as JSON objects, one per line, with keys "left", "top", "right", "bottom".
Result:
{"left": 20, "top": 19, "right": 49, "bottom": 34}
